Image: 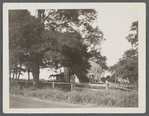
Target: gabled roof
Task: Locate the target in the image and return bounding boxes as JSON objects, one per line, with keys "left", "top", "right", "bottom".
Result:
{"left": 49, "top": 73, "right": 64, "bottom": 77}
{"left": 89, "top": 60, "right": 101, "bottom": 68}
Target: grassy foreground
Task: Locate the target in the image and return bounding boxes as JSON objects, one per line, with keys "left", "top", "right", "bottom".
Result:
{"left": 10, "top": 82, "right": 138, "bottom": 107}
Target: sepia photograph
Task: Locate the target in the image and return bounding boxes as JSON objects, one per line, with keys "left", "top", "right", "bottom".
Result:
{"left": 3, "top": 3, "right": 146, "bottom": 113}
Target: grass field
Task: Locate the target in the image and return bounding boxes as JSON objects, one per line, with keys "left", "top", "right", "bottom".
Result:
{"left": 10, "top": 81, "right": 138, "bottom": 107}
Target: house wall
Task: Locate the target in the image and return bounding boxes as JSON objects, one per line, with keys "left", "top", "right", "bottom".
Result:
{"left": 87, "top": 61, "right": 102, "bottom": 83}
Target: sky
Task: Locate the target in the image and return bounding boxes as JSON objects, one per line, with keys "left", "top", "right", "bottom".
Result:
{"left": 97, "top": 9, "right": 138, "bottom": 66}
{"left": 28, "top": 8, "right": 138, "bottom": 67}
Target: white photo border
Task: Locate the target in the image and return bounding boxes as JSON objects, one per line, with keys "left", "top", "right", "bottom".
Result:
{"left": 3, "top": 3, "right": 146, "bottom": 114}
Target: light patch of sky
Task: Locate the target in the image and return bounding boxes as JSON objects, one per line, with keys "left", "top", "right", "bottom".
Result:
{"left": 28, "top": 9, "right": 37, "bottom": 16}
{"left": 28, "top": 8, "right": 138, "bottom": 67}
{"left": 96, "top": 9, "right": 138, "bottom": 66}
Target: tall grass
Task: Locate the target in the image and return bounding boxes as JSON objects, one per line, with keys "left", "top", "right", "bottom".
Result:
{"left": 10, "top": 82, "right": 138, "bottom": 107}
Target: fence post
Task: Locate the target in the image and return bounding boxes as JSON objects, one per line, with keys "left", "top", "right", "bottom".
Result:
{"left": 71, "top": 82, "right": 76, "bottom": 91}
{"left": 118, "top": 82, "right": 120, "bottom": 86}
{"left": 74, "top": 82, "right": 76, "bottom": 91}
{"left": 52, "top": 81, "right": 55, "bottom": 89}
{"left": 106, "top": 80, "right": 109, "bottom": 90}
{"left": 71, "top": 82, "right": 73, "bottom": 91}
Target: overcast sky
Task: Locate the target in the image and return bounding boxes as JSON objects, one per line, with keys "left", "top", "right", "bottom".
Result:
{"left": 97, "top": 9, "right": 138, "bottom": 66}
{"left": 29, "top": 8, "right": 138, "bottom": 67}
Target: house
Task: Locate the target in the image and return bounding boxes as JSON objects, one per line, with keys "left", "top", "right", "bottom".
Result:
{"left": 49, "top": 74, "right": 57, "bottom": 81}
{"left": 87, "top": 61, "right": 102, "bottom": 83}
{"left": 70, "top": 74, "right": 80, "bottom": 83}
{"left": 17, "top": 60, "right": 102, "bottom": 83}
{"left": 49, "top": 67, "right": 79, "bottom": 83}
{"left": 49, "top": 73, "right": 64, "bottom": 82}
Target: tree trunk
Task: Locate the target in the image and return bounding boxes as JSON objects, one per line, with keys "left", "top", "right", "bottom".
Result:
{"left": 15, "top": 70, "right": 17, "bottom": 80}
{"left": 9, "top": 71, "right": 11, "bottom": 80}
{"left": 13, "top": 70, "right": 15, "bottom": 80}
{"left": 68, "top": 68, "right": 71, "bottom": 83}
{"left": 32, "top": 60, "right": 40, "bottom": 87}
{"left": 17, "top": 72, "right": 21, "bottom": 80}
{"left": 28, "top": 68, "right": 30, "bottom": 82}
{"left": 64, "top": 67, "right": 70, "bottom": 82}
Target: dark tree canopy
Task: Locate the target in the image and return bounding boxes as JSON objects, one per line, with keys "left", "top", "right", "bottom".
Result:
{"left": 9, "top": 9, "right": 107, "bottom": 85}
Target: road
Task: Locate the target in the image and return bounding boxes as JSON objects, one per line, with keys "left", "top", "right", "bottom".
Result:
{"left": 10, "top": 95, "right": 94, "bottom": 108}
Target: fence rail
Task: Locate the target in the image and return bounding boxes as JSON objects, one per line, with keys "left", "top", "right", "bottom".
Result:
{"left": 14, "top": 81, "right": 72, "bottom": 91}
{"left": 12, "top": 80, "right": 138, "bottom": 92}
{"left": 75, "top": 87, "right": 105, "bottom": 92}
{"left": 76, "top": 82, "right": 138, "bottom": 92}
{"left": 108, "top": 83, "right": 138, "bottom": 92}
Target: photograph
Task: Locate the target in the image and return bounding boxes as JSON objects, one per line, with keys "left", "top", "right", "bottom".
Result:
{"left": 3, "top": 3, "right": 146, "bottom": 113}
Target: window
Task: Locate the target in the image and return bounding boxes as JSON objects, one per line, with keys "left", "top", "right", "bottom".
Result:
{"left": 91, "top": 68, "right": 94, "bottom": 72}
{"left": 97, "top": 68, "right": 99, "bottom": 73}
{"left": 97, "top": 75, "right": 99, "bottom": 79}
{"left": 94, "top": 68, "right": 96, "bottom": 72}
{"left": 89, "top": 75, "right": 92, "bottom": 78}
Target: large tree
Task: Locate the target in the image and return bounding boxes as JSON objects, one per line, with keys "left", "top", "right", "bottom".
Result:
{"left": 9, "top": 9, "right": 106, "bottom": 85}
{"left": 9, "top": 10, "right": 31, "bottom": 80}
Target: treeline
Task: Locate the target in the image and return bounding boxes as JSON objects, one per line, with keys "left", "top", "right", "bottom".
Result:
{"left": 110, "top": 21, "right": 138, "bottom": 84}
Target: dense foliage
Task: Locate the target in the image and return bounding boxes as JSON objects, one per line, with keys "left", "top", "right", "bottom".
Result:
{"left": 9, "top": 9, "right": 107, "bottom": 85}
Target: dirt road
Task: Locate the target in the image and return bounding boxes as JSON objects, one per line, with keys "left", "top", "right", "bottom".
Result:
{"left": 10, "top": 95, "right": 94, "bottom": 108}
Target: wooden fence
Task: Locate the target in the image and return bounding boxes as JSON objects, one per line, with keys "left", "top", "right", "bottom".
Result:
{"left": 14, "top": 81, "right": 73, "bottom": 91}
{"left": 13, "top": 80, "right": 137, "bottom": 92}
{"left": 75, "top": 82, "right": 138, "bottom": 92}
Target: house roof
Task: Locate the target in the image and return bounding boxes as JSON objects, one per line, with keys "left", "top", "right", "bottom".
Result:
{"left": 89, "top": 60, "right": 101, "bottom": 68}
{"left": 49, "top": 73, "right": 64, "bottom": 77}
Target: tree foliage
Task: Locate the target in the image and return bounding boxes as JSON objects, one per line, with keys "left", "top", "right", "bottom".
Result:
{"left": 126, "top": 21, "right": 138, "bottom": 48}
{"left": 9, "top": 10, "right": 32, "bottom": 79}
{"left": 9, "top": 9, "right": 107, "bottom": 85}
